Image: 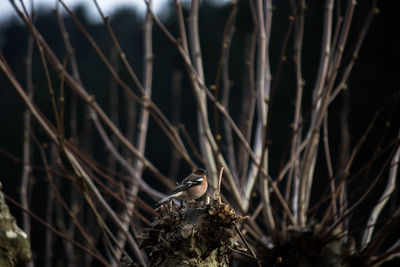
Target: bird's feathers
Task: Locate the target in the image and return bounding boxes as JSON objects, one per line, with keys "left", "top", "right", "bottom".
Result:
{"left": 170, "top": 175, "right": 203, "bottom": 194}
{"left": 155, "top": 168, "right": 207, "bottom": 206}
{"left": 157, "top": 191, "right": 184, "bottom": 204}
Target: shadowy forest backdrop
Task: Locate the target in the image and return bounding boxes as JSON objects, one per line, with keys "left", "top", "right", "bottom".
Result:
{"left": 0, "top": 0, "right": 399, "bottom": 266}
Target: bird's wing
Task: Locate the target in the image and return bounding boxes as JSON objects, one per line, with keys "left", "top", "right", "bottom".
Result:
{"left": 155, "top": 174, "right": 204, "bottom": 206}
{"left": 170, "top": 175, "right": 203, "bottom": 194}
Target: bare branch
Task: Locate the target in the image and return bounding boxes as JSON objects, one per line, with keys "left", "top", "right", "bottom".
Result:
{"left": 21, "top": 10, "right": 34, "bottom": 252}
{"left": 297, "top": 0, "right": 334, "bottom": 227}
{"left": 361, "top": 132, "right": 400, "bottom": 248}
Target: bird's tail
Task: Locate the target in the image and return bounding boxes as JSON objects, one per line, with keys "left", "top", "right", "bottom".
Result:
{"left": 155, "top": 196, "right": 172, "bottom": 207}
{"left": 155, "top": 192, "right": 182, "bottom": 207}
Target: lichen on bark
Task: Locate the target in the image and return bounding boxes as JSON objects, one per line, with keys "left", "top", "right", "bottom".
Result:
{"left": 0, "top": 182, "right": 32, "bottom": 267}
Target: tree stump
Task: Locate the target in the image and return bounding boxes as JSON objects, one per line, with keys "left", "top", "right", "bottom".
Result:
{"left": 139, "top": 198, "right": 246, "bottom": 266}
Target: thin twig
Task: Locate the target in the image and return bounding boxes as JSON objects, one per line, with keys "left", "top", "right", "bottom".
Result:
{"left": 187, "top": 0, "right": 218, "bottom": 186}
{"left": 218, "top": 167, "right": 224, "bottom": 193}
{"left": 20, "top": 4, "right": 34, "bottom": 253}
{"left": 238, "top": 0, "right": 257, "bottom": 186}
{"left": 169, "top": 71, "right": 183, "bottom": 178}
{"left": 220, "top": 3, "right": 239, "bottom": 185}
{"left": 322, "top": 115, "right": 337, "bottom": 222}
{"left": 329, "top": 0, "right": 379, "bottom": 103}
{"left": 234, "top": 224, "right": 262, "bottom": 267}
{"left": 285, "top": 0, "right": 305, "bottom": 232}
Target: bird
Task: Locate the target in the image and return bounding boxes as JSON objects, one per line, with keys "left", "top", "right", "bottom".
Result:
{"left": 156, "top": 169, "right": 208, "bottom": 206}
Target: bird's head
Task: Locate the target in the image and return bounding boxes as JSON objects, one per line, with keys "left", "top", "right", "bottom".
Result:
{"left": 194, "top": 168, "right": 207, "bottom": 175}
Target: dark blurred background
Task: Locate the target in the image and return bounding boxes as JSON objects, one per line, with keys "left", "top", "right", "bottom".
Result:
{"left": 0, "top": 0, "right": 399, "bottom": 265}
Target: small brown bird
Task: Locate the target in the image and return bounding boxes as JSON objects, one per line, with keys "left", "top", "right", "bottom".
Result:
{"left": 156, "top": 169, "right": 208, "bottom": 206}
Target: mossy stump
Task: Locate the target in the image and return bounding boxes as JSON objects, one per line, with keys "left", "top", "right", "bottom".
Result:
{"left": 139, "top": 198, "right": 246, "bottom": 266}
